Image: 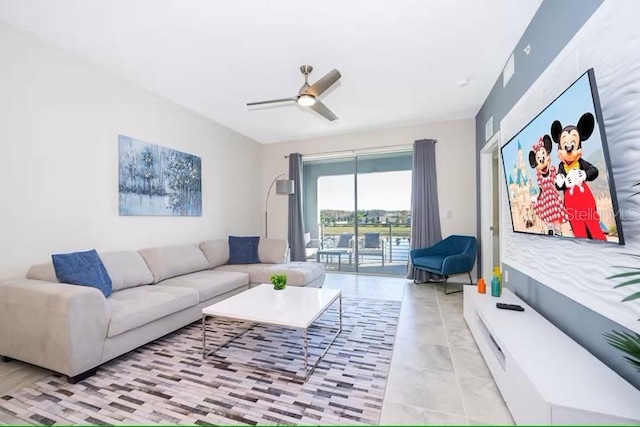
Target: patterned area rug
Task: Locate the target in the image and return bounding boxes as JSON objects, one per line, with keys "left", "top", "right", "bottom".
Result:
{"left": 0, "top": 297, "right": 400, "bottom": 425}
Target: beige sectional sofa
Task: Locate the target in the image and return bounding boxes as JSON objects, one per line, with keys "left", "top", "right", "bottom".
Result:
{"left": 0, "top": 238, "right": 325, "bottom": 383}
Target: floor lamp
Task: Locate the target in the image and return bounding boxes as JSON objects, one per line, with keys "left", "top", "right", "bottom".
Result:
{"left": 265, "top": 173, "right": 295, "bottom": 238}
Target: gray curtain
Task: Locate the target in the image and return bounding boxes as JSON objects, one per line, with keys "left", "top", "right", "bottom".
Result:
{"left": 288, "top": 153, "right": 306, "bottom": 262}
{"left": 408, "top": 139, "right": 442, "bottom": 280}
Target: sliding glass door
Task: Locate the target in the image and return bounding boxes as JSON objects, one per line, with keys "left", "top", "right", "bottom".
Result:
{"left": 355, "top": 153, "right": 412, "bottom": 275}
{"left": 303, "top": 157, "right": 357, "bottom": 272}
{"left": 303, "top": 150, "right": 412, "bottom": 276}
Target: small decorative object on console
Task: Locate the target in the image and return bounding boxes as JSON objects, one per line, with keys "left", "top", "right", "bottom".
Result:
{"left": 270, "top": 273, "right": 287, "bottom": 290}
{"left": 477, "top": 277, "right": 486, "bottom": 294}
{"left": 491, "top": 266, "right": 502, "bottom": 297}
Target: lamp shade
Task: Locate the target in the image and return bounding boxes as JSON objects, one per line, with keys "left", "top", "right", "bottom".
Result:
{"left": 275, "top": 179, "right": 295, "bottom": 195}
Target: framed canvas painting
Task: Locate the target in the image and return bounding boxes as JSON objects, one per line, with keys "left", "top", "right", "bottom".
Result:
{"left": 119, "top": 135, "right": 202, "bottom": 216}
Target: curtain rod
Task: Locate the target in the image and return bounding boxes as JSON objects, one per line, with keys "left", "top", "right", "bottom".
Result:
{"left": 283, "top": 140, "right": 435, "bottom": 158}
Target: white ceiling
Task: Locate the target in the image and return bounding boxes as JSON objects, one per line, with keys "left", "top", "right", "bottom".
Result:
{"left": 0, "top": 0, "right": 542, "bottom": 143}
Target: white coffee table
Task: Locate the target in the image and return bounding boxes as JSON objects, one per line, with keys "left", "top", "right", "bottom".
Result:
{"left": 201, "top": 284, "right": 342, "bottom": 380}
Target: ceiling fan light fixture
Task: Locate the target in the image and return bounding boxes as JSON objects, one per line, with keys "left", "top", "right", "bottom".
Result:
{"left": 247, "top": 65, "right": 340, "bottom": 120}
{"left": 297, "top": 94, "right": 316, "bottom": 107}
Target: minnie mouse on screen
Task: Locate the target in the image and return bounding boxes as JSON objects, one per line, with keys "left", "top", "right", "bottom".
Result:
{"left": 552, "top": 112, "right": 606, "bottom": 240}
{"left": 528, "top": 134, "right": 567, "bottom": 236}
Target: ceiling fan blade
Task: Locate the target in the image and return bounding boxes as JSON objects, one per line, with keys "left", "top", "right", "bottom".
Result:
{"left": 247, "top": 97, "right": 295, "bottom": 106}
{"left": 309, "top": 100, "right": 338, "bottom": 121}
{"left": 308, "top": 69, "right": 341, "bottom": 97}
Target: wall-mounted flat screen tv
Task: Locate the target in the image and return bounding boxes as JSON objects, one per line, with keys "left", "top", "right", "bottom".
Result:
{"left": 500, "top": 68, "right": 624, "bottom": 244}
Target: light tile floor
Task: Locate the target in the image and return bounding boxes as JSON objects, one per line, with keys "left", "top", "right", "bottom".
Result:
{"left": 0, "top": 273, "right": 513, "bottom": 426}
{"left": 323, "top": 273, "right": 513, "bottom": 425}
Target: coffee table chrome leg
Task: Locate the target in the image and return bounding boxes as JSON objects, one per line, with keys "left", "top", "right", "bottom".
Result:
{"left": 302, "top": 296, "right": 342, "bottom": 380}
{"left": 203, "top": 318, "right": 255, "bottom": 359}
{"left": 303, "top": 328, "right": 309, "bottom": 379}
{"left": 339, "top": 295, "right": 343, "bottom": 330}
{"left": 202, "top": 315, "right": 207, "bottom": 359}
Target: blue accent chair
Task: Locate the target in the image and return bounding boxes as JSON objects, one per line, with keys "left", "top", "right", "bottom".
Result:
{"left": 410, "top": 235, "right": 477, "bottom": 294}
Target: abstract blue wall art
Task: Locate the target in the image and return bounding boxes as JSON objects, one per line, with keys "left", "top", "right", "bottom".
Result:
{"left": 119, "top": 135, "right": 202, "bottom": 216}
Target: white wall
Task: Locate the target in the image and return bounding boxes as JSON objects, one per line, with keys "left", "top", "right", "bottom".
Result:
{"left": 0, "top": 22, "right": 263, "bottom": 280}
{"left": 500, "top": 0, "right": 640, "bottom": 333}
{"left": 262, "top": 118, "right": 477, "bottom": 248}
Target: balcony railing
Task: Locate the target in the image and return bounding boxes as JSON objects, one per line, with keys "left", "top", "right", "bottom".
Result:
{"left": 315, "top": 223, "right": 411, "bottom": 264}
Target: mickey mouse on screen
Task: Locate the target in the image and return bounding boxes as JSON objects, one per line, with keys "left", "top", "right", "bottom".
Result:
{"left": 551, "top": 113, "right": 606, "bottom": 240}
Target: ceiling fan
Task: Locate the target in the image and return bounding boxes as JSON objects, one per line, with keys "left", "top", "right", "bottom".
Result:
{"left": 247, "top": 65, "right": 341, "bottom": 121}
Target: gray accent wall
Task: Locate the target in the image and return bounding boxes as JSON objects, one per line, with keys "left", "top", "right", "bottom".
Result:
{"left": 475, "top": 0, "right": 603, "bottom": 276}
{"left": 475, "top": 0, "right": 640, "bottom": 390}
{"left": 475, "top": 0, "right": 603, "bottom": 153}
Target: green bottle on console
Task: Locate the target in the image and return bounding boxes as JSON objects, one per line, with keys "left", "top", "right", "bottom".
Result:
{"left": 491, "top": 266, "right": 502, "bottom": 297}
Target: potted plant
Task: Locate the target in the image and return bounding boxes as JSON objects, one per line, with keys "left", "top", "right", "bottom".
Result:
{"left": 604, "top": 180, "right": 640, "bottom": 373}
{"left": 606, "top": 262, "right": 640, "bottom": 373}
{"left": 270, "top": 273, "right": 287, "bottom": 290}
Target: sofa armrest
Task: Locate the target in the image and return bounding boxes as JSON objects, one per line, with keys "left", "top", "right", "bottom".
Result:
{"left": 0, "top": 279, "right": 109, "bottom": 376}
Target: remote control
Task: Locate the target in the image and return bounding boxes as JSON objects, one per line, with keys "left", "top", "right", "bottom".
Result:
{"left": 496, "top": 302, "right": 525, "bottom": 312}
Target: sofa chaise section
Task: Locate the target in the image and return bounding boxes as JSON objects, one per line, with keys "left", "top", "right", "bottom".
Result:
{"left": 200, "top": 238, "right": 326, "bottom": 287}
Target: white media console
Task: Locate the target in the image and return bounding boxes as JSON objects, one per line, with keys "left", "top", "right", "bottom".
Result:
{"left": 463, "top": 288, "right": 640, "bottom": 424}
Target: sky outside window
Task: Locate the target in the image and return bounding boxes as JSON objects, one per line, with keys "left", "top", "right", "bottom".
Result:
{"left": 317, "top": 171, "right": 411, "bottom": 211}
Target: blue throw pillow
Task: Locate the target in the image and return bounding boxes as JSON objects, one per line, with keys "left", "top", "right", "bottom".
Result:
{"left": 52, "top": 249, "right": 113, "bottom": 297}
{"left": 228, "top": 236, "right": 261, "bottom": 264}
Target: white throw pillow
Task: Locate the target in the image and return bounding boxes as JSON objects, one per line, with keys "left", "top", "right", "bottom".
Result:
{"left": 100, "top": 251, "right": 154, "bottom": 291}
{"left": 258, "top": 239, "right": 288, "bottom": 264}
